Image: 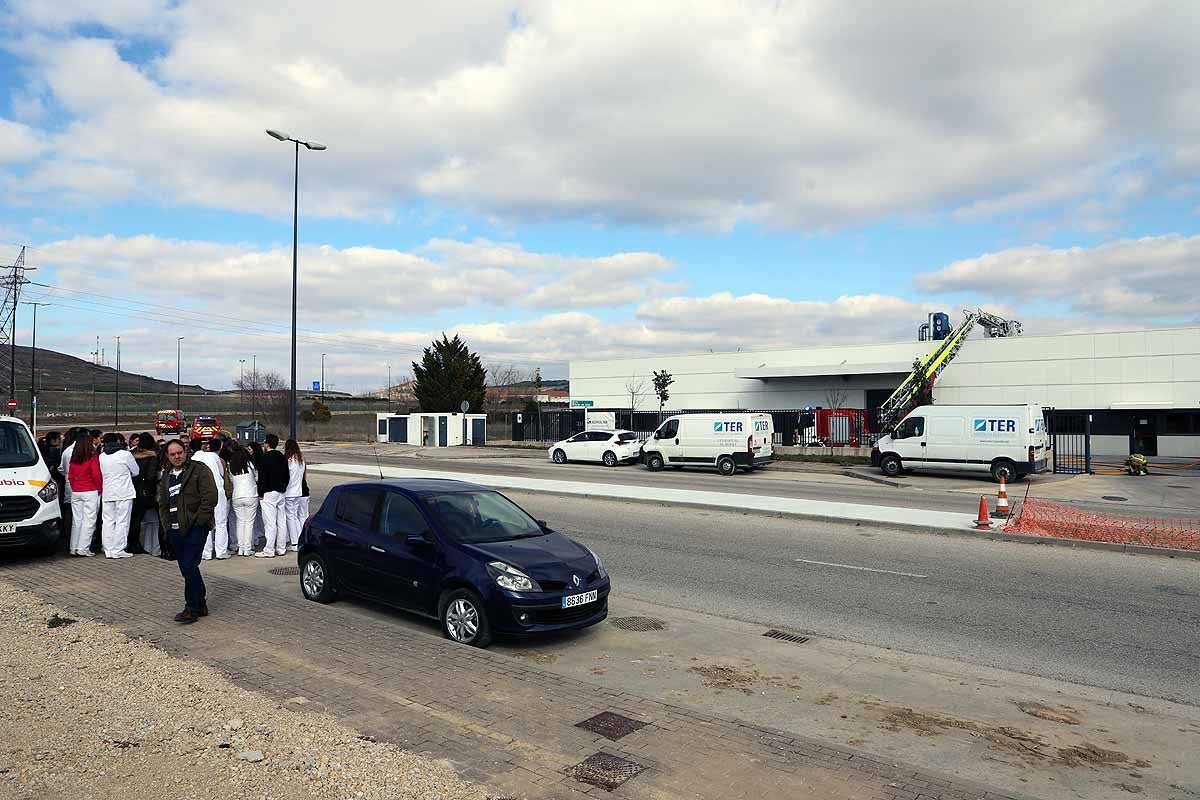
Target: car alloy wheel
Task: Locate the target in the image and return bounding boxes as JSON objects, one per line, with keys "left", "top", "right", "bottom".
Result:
{"left": 552, "top": 449, "right": 567, "bottom": 464}
{"left": 300, "top": 556, "right": 335, "bottom": 603}
{"left": 445, "top": 598, "right": 479, "bottom": 642}
{"left": 603, "top": 450, "right": 617, "bottom": 467}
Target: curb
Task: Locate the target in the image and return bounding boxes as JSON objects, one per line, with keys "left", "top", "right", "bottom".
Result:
{"left": 841, "top": 469, "right": 912, "bottom": 489}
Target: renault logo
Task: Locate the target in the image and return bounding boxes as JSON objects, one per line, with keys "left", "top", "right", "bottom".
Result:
{"left": 572, "top": 574, "right": 581, "bottom": 587}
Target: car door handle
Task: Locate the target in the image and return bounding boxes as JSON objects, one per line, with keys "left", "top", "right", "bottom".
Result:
{"left": 369, "top": 545, "right": 387, "bottom": 554}
{"left": 920, "top": 442, "right": 926, "bottom": 446}
{"left": 674, "top": 438, "right": 679, "bottom": 445}
{"left": 325, "top": 531, "right": 339, "bottom": 538}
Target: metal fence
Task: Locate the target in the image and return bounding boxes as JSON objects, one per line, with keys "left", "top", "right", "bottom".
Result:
{"left": 1047, "top": 410, "right": 1092, "bottom": 474}
{"left": 507, "top": 407, "right": 880, "bottom": 447}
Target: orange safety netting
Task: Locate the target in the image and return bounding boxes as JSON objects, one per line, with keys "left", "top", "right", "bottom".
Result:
{"left": 1003, "top": 497, "right": 1200, "bottom": 551}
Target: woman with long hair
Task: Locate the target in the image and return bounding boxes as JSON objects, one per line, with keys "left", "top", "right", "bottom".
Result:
{"left": 227, "top": 446, "right": 259, "bottom": 556}
{"left": 283, "top": 439, "right": 305, "bottom": 552}
{"left": 131, "top": 433, "right": 161, "bottom": 556}
{"left": 67, "top": 432, "right": 102, "bottom": 556}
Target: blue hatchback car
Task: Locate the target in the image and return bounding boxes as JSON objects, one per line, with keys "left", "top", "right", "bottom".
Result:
{"left": 297, "top": 478, "right": 610, "bottom": 647}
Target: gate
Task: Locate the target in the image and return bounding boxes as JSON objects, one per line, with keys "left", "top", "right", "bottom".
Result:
{"left": 1047, "top": 411, "right": 1091, "bottom": 474}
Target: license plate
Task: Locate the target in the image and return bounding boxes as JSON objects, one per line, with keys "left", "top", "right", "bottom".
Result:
{"left": 0, "top": 523, "right": 15, "bottom": 534}
{"left": 562, "top": 590, "right": 598, "bottom": 609}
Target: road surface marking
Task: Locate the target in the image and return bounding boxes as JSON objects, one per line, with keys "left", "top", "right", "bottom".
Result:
{"left": 794, "top": 558, "right": 928, "bottom": 578}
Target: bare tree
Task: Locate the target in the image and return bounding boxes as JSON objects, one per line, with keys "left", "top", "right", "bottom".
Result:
{"left": 484, "top": 362, "right": 527, "bottom": 411}
{"left": 624, "top": 375, "right": 646, "bottom": 417}
{"left": 824, "top": 381, "right": 849, "bottom": 411}
{"left": 235, "top": 369, "right": 289, "bottom": 433}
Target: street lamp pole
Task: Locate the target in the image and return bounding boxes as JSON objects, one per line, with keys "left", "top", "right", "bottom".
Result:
{"left": 239, "top": 359, "right": 246, "bottom": 413}
{"left": 251, "top": 354, "right": 257, "bottom": 421}
{"left": 176, "top": 337, "right": 184, "bottom": 412}
{"left": 387, "top": 363, "right": 392, "bottom": 404}
{"left": 114, "top": 335, "right": 121, "bottom": 428}
{"left": 267, "top": 128, "right": 326, "bottom": 441}
{"left": 320, "top": 353, "right": 325, "bottom": 402}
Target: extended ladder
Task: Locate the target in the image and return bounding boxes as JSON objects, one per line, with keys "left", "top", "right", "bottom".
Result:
{"left": 877, "top": 309, "right": 1022, "bottom": 432}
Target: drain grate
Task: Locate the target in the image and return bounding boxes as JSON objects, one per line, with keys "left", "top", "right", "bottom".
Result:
{"left": 1101, "top": 496, "right": 1129, "bottom": 502}
{"left": 609, "top": 616, "right": 667, "bottom": 632}
{"left": 268, "top": 566, "right": 300, "bottom": 576}
{"left": 576, "top": 711, "right": 648, "bottom": 741}
{"left": 566, "top": 751, "right": 646, "bottom": 791}
{"left": 763, "top": 629, "right": 810, "bottom": 644}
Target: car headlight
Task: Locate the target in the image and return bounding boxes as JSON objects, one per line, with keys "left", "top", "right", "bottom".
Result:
{"left": 37, "top": 481, "right": 58, "bottom": 503}
{"left": 487, "top": 561, "right": 542, "bottom": 592}
{"left": 585, "top": 546, "right": 608, "bottom": 579}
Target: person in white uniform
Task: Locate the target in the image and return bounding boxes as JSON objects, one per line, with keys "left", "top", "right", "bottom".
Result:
{"left": 227, "top": 446, "right": 259, "bottom": 556}
{"left": 283, "top": 439, "right": 306, "bottom": 552}
{"left": 98, "top": 433, "right": 138, "bottom": 558}
{"left": 190, "top": 438, "right": 230, "bottom": 560}
{"left": 255, "top": 434, "right": 289, "bottom": 558}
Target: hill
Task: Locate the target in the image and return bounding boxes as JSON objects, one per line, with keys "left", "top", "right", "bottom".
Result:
{"left": 0, "top": 345, "right": 211, "bottom": 395}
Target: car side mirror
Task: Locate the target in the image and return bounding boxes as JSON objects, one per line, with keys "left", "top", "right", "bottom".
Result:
{"left": 536, "top": 519, "right": 553, "bottom": 533}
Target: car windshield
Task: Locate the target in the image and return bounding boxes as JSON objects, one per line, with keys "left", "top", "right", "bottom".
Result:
{"left": 196, "top": 418, "right": 216, "bottom": 425}
{"left": 423, "top": 491, "right": 543, "bottom": 543}
{"left": 0, "top": 421, "right": 39, "bottom": 468}
{"left": 157, "top": 413, "right": 175, "bottom": 421}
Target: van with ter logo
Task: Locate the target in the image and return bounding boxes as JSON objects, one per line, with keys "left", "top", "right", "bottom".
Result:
{"left": 641, "top": 413, "right": 774, "bottom": 476}
{"left": 872, "top": 404, "right": 1048, "bottom": 483}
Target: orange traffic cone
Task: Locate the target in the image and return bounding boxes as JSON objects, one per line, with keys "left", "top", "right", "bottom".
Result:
{"left": 973, "top": 495, "right": 993, "bottom": 529}
{"left": 992, "top": 475, "right": 1010, "bottom": 518}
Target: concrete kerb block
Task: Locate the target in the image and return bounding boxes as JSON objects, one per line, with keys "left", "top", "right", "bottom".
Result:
{"left": 840, "top": 469, "right": 913, "bottom": 489}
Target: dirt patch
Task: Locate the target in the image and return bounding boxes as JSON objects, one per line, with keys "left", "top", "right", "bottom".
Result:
{"left": 870, "top": 702, "right": 1142, "bottom": 769}
{"left": 514, "top": 650, "right": 558, "bottom": 665}
{"left": 687, "top": 664, "right": 770, "bottom": 695}
{"left": 814, "top": 692, "right": 839, "bottom": 706}
{"left": 1017, "top": 701, "right": 1081, "bottom": 725}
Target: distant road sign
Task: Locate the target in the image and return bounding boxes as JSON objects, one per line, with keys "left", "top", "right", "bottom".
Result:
{"left": 6, "top": 398, "right": 15, "bottom": 411}
{"left": 312, "top": 381, "right": 321, "bottom": 391}
{"left": 460, "top": 400, "right": 470, "bottom": 413}
{"left": 571, "top": 400, "right": 594, "bottom": 407}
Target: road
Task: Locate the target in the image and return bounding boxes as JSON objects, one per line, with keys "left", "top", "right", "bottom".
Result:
{"left": 306, "top": 471, "right": 1200, "bottom": 706}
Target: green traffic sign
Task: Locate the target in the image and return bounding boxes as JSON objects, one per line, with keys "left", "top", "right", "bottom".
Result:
{"left": 571, "top": 400, "right": 594, "bottom": 407}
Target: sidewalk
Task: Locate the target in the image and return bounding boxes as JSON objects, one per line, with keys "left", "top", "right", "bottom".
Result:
{"left": 0, "top": 556, "right": 1033, "bottom": 800}
{"left": 308, "top": 462, "right": 972, "bottom": 533}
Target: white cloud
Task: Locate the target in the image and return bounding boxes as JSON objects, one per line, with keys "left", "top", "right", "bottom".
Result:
{"left": 4, "top": 1, "right": 1198, "bottom": 227}
{"left": 0, "top": 118, "right": 48, "bottom": 163}
{"left": 915, "top": 234, "right": 1200, "bottom": 319}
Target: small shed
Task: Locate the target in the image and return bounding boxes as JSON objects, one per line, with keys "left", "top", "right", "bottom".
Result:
{"left": 236, "top": 420, "right": 268, "bottom": 444}
{"left": 375, "top": 412, "right": 486, "bottom": 446}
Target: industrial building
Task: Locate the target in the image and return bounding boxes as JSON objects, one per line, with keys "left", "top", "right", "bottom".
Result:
{"left": 568, "top": 326, "right": 1200, "bottom": 458}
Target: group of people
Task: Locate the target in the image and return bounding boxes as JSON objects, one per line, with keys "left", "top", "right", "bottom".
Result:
{"left": 38, "top": 428, "right": 309, "bottom": 561}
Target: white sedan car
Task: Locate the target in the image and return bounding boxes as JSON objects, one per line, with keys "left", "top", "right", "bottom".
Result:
{"left": 548, "top": 429, "right": 641, "bottom": 467}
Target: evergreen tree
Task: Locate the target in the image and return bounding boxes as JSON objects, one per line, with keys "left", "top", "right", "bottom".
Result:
{"left": 412, "top": 334, "right": 487, "bottom": 412}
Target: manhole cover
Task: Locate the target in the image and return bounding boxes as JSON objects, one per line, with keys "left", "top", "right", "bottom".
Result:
{"left": 1101, "top": 496, "right": 1128, "bottom": 502}
{"left": 763, "top": 629, "right": 810, "bottom": 644}
{"left": 566, "top": 752, "right": 646, "bottom": 791}
{"left": 609, "top": 616, "right": 666, "bottom": 632}
{"left": 268, "top": 566, "right": 300, "bottom": 576}
{"left": 576, "top": 712, "right": 648, "bottom": 741}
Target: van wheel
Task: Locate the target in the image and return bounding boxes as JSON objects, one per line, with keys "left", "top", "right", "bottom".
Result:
{"left": 552, "top": 449, "right": 567, "bottom": 464}
{"left": 602, "top": 450, "right": 618, "bottom": 467}
{"left": 880, "top": 454, "right": 902, "bottom": 477}
{"left": 440, "top": 588, "right": 492, "bottom": 648}
{"left": 645, "top": 453, "right": 664, "bottom": 471}
{"left": 717, "top": 456, "right": 737, "bottom": 476}
{"left": 990, "top": 460, "right": 1017, "bottom": 483}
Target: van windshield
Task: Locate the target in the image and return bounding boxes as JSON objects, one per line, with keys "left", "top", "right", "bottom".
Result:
{"left": 0, "top": 422, "right": 39, "bottom": 468}
{"left": 423, "top": 491, "right": 543, "bottom": 543}
{"left": 157, "top": 413, "right": 176, "bottom": 421}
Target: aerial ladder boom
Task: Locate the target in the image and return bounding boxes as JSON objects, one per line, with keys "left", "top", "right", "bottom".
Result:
{"left": 877, "top": 308, "right": 1022, "bottom": 432}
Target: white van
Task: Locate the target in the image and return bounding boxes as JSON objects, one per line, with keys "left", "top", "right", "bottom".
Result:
{"left": 641, "top": 413, "right": 774, "bottom": 475}
{"left": 872, "top": 404, "right": 1048, "bottom": 482}
{"left": 0, "top": 416, "right": 62, "bottom": 556}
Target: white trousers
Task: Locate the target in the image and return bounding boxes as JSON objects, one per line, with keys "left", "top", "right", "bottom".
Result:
{"left": 101, "top": 499, "right": 133, "bottom": 556}
{"left": 69, "top": 490, "right": 100, "bottom": 553}
{"left": 285, "top": 496, "right": 304, "bottom": 548}
{"left": 203, "top": 495, "right": 230, "bottom": 558}
{"left": 227, "top": 501, "right": 239, "bottom": 550}
{"left": 259, "top": 492, "right": 286, "bottom": 555}
{"left": 140, "top": 514, "right": 161, "bottom": 556}
{"left": 232, "top": 497, "right": 258, "bottom": 554}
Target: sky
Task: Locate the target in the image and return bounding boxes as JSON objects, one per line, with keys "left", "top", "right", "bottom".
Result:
{"left": 1, "top": 0, "right": 1198, "bottom": 393}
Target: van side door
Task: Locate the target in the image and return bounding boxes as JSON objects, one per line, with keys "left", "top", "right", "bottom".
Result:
{"left": 926, "top": 415, "right": 967, "bottom": 468}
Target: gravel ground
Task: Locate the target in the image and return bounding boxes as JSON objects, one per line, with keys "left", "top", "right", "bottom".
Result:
{"left": 0, "top": 581, "right": 487, "bottom": 800}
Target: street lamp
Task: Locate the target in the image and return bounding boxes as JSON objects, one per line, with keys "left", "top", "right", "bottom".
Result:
{"left": 114, "top": 335, "right": 121, "bottom": 428}
{"left": 22, "top": 301, "right": 49, "bottom": 435}
{"left": 266, "top": 128, "right": 326, "bottom": 440}
{"left": 176, "top": 337, "right": 184, "bottom": 412}
{"left": 320, "top": 353, "right": 326, "bottom": 402}
{"left": 239, "top": 358, "right": 246, "bottom": 413}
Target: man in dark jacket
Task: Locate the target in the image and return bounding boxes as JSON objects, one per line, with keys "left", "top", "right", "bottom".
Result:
{"left": 255, "top": 433, "right": 290, "bottom": 558}
{"left": 158, "top": 439, "right": 218, "bottom": 623}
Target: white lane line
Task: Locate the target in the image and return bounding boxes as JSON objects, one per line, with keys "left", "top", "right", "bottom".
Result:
{"left": 794, "top": 559, "right": 928, "bottom": 579}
